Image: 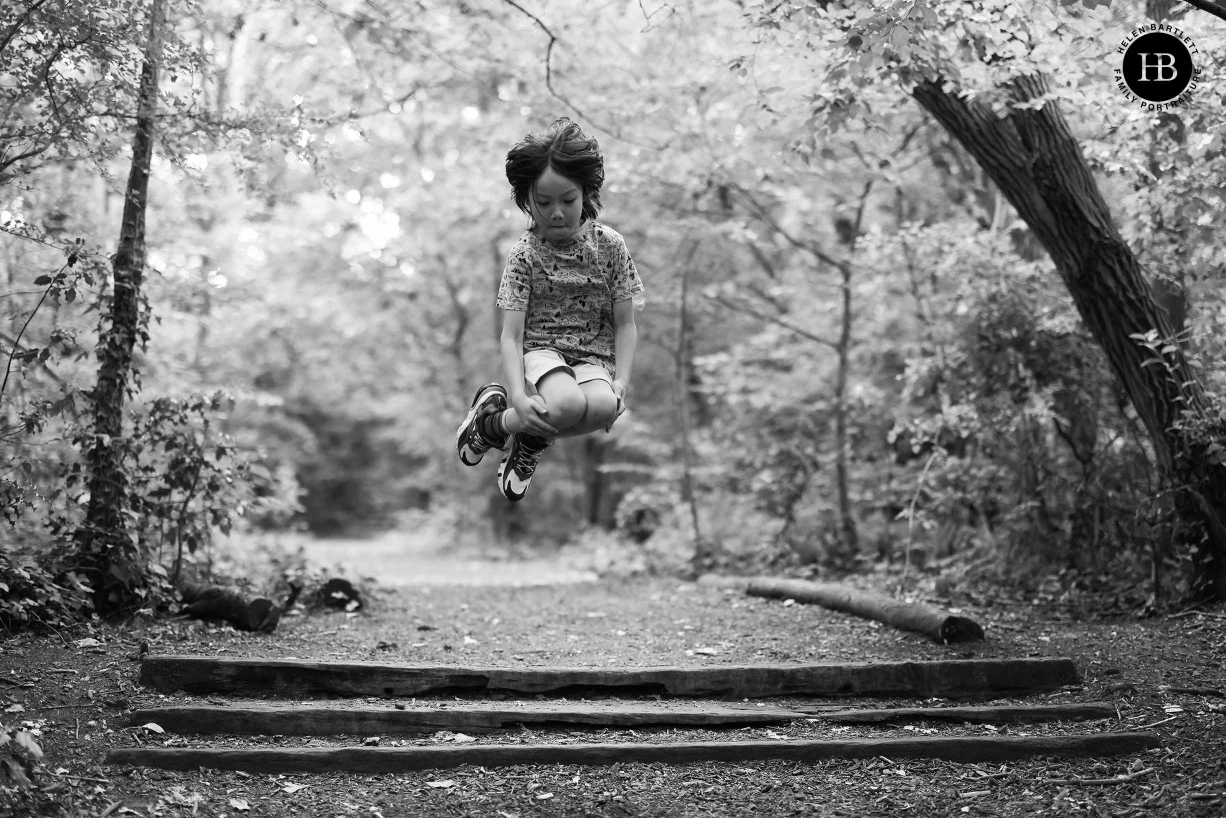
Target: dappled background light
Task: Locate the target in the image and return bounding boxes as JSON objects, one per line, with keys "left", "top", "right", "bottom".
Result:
{"left": 3, "top": 0, "right": 1226, "bottom": 607}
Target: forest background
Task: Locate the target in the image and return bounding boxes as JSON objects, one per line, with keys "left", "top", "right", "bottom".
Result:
{"left": 3, "top": 0, "right": 1226, "bottom": 629}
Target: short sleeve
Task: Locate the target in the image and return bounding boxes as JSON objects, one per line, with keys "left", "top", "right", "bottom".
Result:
{"left": 496, "top": 237, "right": 534, "bottom": 310}
{"left": 605, "top": 229, "right": 645, "bottom": 304}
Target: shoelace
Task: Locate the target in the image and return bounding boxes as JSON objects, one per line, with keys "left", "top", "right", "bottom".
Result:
{"left": 512, "top": 439, "right": 547, "bottom": 476}
{"left": 467, "top": 425, "right": 490, "bottom": 451}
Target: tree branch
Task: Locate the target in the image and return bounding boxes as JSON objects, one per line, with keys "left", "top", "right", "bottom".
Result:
{"left": 0, "top": 263, "right": 65, "bottom": 401}
{"left": 497, "top": 0, "right": 664, "bottom": 149}
{"left": 499, "top": 0, "right": 594, "bottom": 124}
{"left": 0, "top": 0, "right": 53, "bottom": 56}
{"left": 0, "top": 144, "right": 50, "bottom": 177}
{"left": 707, "top": 294, "right": 839, "bottom": 350}
{"left": 1180, "top": 0, "right": 1226, "bottom": 22}
{"left": 728, "top": 183, "right": 853, "bottom": 277}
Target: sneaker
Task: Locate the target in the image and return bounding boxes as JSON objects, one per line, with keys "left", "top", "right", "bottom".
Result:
{"left": 456, "top": 383, "right": 508, "bottom": 466}
{"left": 497, "top": 433, "right": 552, "bottom": 502}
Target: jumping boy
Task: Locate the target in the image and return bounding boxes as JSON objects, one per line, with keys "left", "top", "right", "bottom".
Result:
{"left": 455, "top": 117, "right": 645, "bottom": 502}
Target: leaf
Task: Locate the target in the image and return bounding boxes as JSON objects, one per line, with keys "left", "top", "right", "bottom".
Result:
{"left": 427, "top": 780, "right": 457, "bottom": 788}
{"left": 452, "top": 733, "right": 476, "bottom": 743}
{"left": 691, "top": 647, "right": 720, "bottom": 656}
{"left": 141, "top": 722, "right": 164, "bottom": 734}
{"left": 1, "top": 758, "right": 33, "bottom": 791}
{"left": 33, "top": 275, "right": 51, "bottom": 285}
{"left": 13, "top": 732, "right": 42, "bottom": 760}
{"left": 229, "top": 797, "right": 250, "bottom": 811}
{"left": 4, "top": 704, "right": 24, "bottom": 713}
{"left": 282, "top": 782, "right": 308, "bottom": 793}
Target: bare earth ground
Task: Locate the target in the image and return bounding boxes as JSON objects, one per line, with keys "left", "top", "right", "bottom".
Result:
{"left": 2, "top": 532, "right": 1225, "bottom": 818}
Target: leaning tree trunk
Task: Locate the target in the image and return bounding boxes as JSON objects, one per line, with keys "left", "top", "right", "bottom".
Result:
{"left": 77, "top": 0, "right": 166, "bottom": 616}
{"left": 911, "top": 74, "right": 1226, "bottom": 602}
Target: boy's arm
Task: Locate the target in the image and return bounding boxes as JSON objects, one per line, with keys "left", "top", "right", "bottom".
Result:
{"left": 501, "top": 308, "right": 556, "bottom": 435}
{"left": 612, "top": 298, "right": 638, "bottom": 410}
{"left": 500, "top": 308, "right": 529, "bottom": 403}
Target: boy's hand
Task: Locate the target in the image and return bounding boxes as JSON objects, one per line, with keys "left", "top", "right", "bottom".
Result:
{"left": 606, "top": 379, "right": 628, "bottom": 432}
{"left": 513, "top": 393, "right": 557, "bottom": 437}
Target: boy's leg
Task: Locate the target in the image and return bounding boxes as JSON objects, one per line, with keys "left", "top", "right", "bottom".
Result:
{"left": 455, "top": 383, "right": 508, "bottom": 466}
{"left": 554, "top": 380, "right": 619, "bottom": 438}
{"left": 496, "top": 370, "right": 584, "bottom": 502}
{"left": 533, "top": 370, "right": 588, "bottom": 430}
{"left": 499, "top": 368, "right": 587, "bottom": 434}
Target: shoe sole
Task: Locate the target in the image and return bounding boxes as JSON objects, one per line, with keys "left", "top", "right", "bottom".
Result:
{"left": 456, "top": 384, "right": 506, "bottom": 466}
{"left": 496, "top": 452, "right": 529, "bottom": 502}
{"left": 496, "top": 434, "right": 549, "bottom": 503}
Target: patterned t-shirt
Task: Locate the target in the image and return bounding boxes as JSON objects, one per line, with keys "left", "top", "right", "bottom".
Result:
{"left": 496, "top": 221, "right": 645, "bottom": 376}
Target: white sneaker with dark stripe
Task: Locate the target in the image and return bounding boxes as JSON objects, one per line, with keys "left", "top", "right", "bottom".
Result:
{"left": 496, "top": 433, "right": 552, "bottom": 502}
{"left": 456, "top": 383, "right": 508, "bottom": 466}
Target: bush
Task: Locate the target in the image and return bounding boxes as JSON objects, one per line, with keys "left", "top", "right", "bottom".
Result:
{"left": 0, "top": 548, "right": 91, "bottom": 633}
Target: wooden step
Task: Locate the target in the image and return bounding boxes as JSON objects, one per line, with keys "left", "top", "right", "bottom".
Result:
{"left": 129, "top": 701, "right": 1119, "bottom": 736}
{"left": 140, "top": 656, "right": 1082, "bottom": 699}
{"left": 808, "top": 702, "right": 1118, "bottom": 725}
{"left": 128, "top": 702, "right": 802, "bottom": 735}
{"left": 108, "top": 732, "right": 1161, "bottom": 773}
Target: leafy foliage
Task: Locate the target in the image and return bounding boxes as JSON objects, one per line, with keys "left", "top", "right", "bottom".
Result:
{"left": 0, "top": 548, "right": 91, "bottom": 633}
{"left": 0, "top": 718, "right": 43, "bottom": 796}
{"left": 4, "top": 0, "right": 1226, "bottom": 620}
{"left": 51, "top": 391, "right": 257, "bottom": 613}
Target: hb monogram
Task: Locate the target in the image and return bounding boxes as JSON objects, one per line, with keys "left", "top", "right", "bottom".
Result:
{"left": 1136, "top": 53, "right": 1178, "bottom": 82}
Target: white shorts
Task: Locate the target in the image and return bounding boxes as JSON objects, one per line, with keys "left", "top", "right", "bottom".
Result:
{"left": 522, "top": 348, "right": 612, "bottom": 390}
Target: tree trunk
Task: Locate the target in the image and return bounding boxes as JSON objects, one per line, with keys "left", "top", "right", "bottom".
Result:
{"left": 583, "top": 435, "right": 613, "bottom": 527}
{"left": 831, "top": 183, "right": 873, "bottom": 560}
{"left": 77, "top": 0, "right": 166, "bottom": 615}
{"left": 676, "top": 243, "right": 705, "bottom": 562}
{"left": 911, "top": 75, "right": 1226, "bottom": 601}
{"left": 832, "top": 250, "right": 858, "bottom": 558}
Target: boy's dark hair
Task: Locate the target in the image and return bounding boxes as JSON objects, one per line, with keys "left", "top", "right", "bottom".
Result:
{"left": 506, "top": 117, "right": 604, "bottom": 223}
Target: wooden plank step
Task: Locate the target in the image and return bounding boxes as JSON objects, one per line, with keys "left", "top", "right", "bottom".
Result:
{"left": 808, "top": 703, "right": 1118, "bottom": 724}
{"left": 128, "top": 702, "right": 802, "bottom": 735}
{"left": 107, "top": 732, "right": 1161, "bottom": 773}
{"left": 140, "top": 656, "right": 1081, "bottom": 699}
{"left": 129, "top": 701, "right": 1119, "bottom": 736}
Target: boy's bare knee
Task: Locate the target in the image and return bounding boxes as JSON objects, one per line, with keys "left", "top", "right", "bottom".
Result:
{"left": 550, "top": 392, "right": 588, "bottom": 428}
{"left": 583, "top": 389, "right": 619, "bottom": 428}
{"left": 537, "top": 373, "right": 588, "bottom": 429}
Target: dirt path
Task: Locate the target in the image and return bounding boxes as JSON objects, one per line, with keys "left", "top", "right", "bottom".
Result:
{"left": 3, "top": 562, "right": 1225, "bottom": 817}
{"left": 271, "top": 529, "right": 600, "bottom": 588}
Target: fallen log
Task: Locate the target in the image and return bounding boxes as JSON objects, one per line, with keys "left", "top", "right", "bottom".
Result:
{"left": 107, "top": 732, "right": 1161, "bottom": 773}
{"left": 744, "top": 577, "right": 984, "bottom": 643}
{"left": 806, "top": 702, "right": 1117, "bottom": 724}
{"left": 140, "top": 656, "right": 1080, "bottom": 699}
{"left": 178, "top": 584, "right": 282, "bottom": 633}
{"left": 128, "top": 702, "right": 801, "bottom": 735}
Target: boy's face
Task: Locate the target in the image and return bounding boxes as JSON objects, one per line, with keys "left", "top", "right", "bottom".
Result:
{"left": 530, "top": 165, "right": 584, "bottom": 241}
